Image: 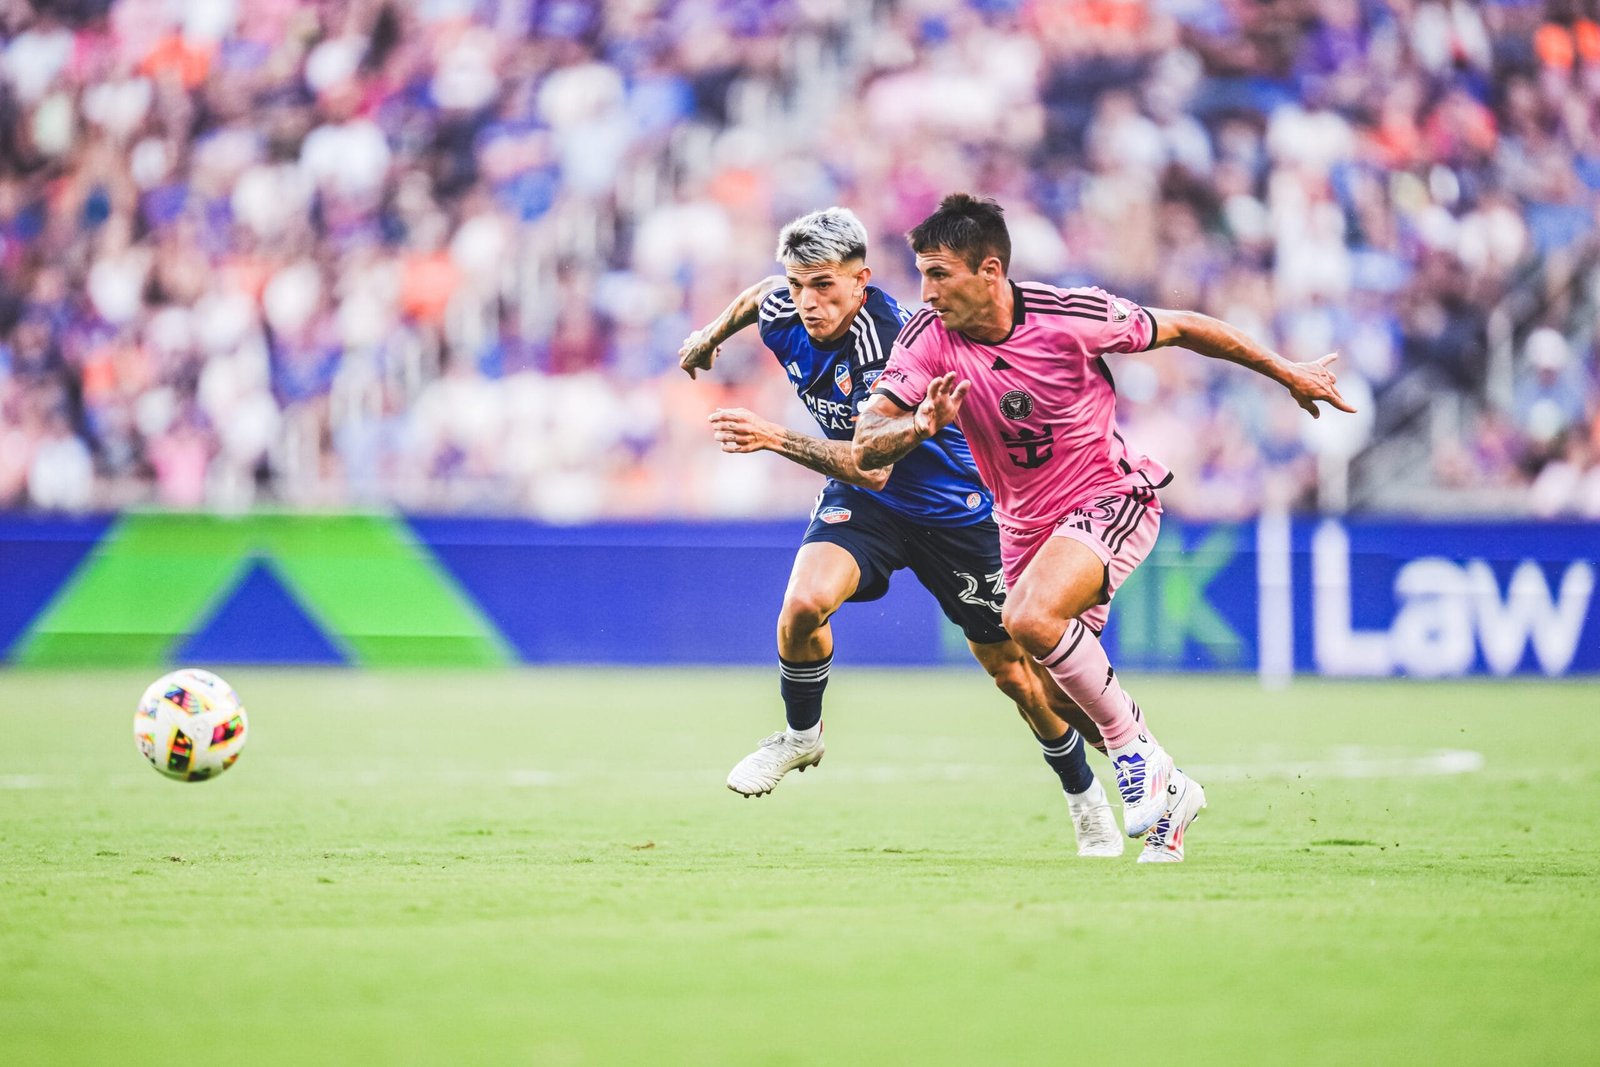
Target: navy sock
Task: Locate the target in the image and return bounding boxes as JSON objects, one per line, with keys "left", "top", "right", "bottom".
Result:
{"left": 1038, "top": 728, "right": 1096, "bottom": 794}
{"left": 779, "top": 654, "right": 831, "bottom": 732}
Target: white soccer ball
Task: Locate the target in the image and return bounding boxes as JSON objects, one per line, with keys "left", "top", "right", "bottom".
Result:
{"left": 134, "top": 668, "right": 249, "bottom": 782}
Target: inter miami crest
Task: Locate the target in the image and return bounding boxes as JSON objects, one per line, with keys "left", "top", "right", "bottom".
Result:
{"left": 1000, "top": 390, "right": 1034, "bottom": 420}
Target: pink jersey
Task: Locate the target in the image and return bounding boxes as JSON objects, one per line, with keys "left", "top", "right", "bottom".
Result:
{"left": 874, "top": 281, "right": 1171, "bottom": 532}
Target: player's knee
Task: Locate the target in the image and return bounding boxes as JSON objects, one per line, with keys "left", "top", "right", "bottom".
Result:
{"left": 1000, "top": 600, "right": 1056, "bottom": 658}
{"left": 778, "top": 589, "right": 836, "bottom": 637}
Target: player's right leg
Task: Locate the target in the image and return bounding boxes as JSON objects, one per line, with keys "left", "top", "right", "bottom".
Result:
{"left": 1033, "top": 678, "right": 1121, "bottom": 855}
{"left": 1001, "top": 526, "right": 1179, "bottom": 837}
{"left": 966, "top": 639, "right": 1123, "bottom": 857}
{"left": 901, "top": 518, "right": 1120, "bottom": 857}
{"left": 726, "top": 541, "right": 859, "bottom": 797}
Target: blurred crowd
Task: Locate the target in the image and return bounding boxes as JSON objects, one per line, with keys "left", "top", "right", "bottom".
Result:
{"left": 2, "top": 0, "right": 1599, "bottom": 519}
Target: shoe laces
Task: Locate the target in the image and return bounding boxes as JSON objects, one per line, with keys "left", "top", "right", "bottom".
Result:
{"left": 1073, "top": 804, "right": 1113, "bottom": 840}
{"left": 757, "top": 731, "right": 813, "bottom": 757}
{"left": 1112, "top": 752, "right": 1147, "bottom": 805}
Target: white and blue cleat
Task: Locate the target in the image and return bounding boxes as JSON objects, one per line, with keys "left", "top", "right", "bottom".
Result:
{"left": 1109, "top": 732, "right": 1176, "bottom": 837}
{"left": 1138, "top": 769, "right": 1207, "bottom": 863}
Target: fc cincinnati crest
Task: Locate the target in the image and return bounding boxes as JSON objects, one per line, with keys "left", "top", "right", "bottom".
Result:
{"left": 1000, "top": 389, "right": 1034, "bottom": 420}
{"left": 833, "top": 363, "right": 852, "bottom": 395}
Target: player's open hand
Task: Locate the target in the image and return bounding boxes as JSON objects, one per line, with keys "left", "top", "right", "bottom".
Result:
{"left": 914, "top": 372, "right": 970, "bottom": 439}
{"left": 678, "top": 328, "right": 720, "bottom": 379}
{"left": 708, "top": 408, "right": 778, "bottom": 454}
{"left": 1287, "top": 353, "right": 1357, "bottom": 419}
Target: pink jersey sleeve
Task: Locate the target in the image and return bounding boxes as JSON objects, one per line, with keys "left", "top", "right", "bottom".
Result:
{"left": 1064, "top": 286, "right": 1156, "bottom": 355}
{"left": 1043, "top": 286, "right": 1158, "bottom": 356}
{"left": 871, "top": 308, "right": 944, "bottom": 411}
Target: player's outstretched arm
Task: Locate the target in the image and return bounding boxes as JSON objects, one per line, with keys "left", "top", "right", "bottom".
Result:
{"left": 853, "top": 373, "right": 969, "bottom": 470}
{"left": 1149, "top": 309, "right": 1357, "bottom": 419}
{"left": 709, "top": 407, "right": 891, "bottom": 490}
{"left": 678, "top": 275, "right": 788, "bottom": 379}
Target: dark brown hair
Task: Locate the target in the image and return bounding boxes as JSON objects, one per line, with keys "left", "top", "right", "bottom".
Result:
{"left": 906, "top": 193, "right": 1011, "bottom": 273}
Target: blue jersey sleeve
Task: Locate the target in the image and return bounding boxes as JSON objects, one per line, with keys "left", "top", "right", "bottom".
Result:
{"left": 756, "top": 287, "right": 797, "bottom": 346}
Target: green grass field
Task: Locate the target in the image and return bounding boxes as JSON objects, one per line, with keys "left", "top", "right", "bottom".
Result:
{"left": 2, "top": 669, "right": 1598, "bottom": 1065}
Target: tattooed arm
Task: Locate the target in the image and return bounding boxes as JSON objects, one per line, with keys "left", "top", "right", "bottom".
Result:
{"left": 709, "top": 407, "right": 891, "bottom": 490}
{"left": 678, "top": 275, "right": 788, "bottom": 379}
{"left": 852, "top": 373, "right": 969, "bottom": 470}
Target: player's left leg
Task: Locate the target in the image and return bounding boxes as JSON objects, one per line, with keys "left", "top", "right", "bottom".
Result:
{"left": 967, "top": 638, "right": 1123, "bottom": 857}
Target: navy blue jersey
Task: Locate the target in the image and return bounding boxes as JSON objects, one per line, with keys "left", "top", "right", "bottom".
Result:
{"left": 756, "top": 285, "right": 992, "bottom": 526}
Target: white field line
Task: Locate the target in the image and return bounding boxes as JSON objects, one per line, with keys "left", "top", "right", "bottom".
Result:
{"left": 0, "top": 774, "right": 62, "bottom": 789}
{"left": 821, "top": 748, "right": 1485, "bottom": 784}
{"left": 1186, "top": 747, "right": 1485, "bottom": 782}
{"left": 0, "top": 748, "right": 1484, "bottom": 789}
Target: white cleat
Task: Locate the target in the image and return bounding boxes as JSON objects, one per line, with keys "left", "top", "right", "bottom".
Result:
{"left": 1138, "top": 769, "right": 1206, "bottom": 864}
{"left": 1065, "top": 778, "right": 1125, "bottom": 857}
{"left": 726, "top": 731, "right": 825, "bottom": 797}
{"left": 1109, "top": 732, "right": 1177, "bottom": 837}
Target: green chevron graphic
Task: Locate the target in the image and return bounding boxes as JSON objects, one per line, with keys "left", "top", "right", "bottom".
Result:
{"left": 14, "top": 513, "right": 510, "bottom": 666}
{"left": 1115, "top": 522, "right": 1246, "bottom": 667}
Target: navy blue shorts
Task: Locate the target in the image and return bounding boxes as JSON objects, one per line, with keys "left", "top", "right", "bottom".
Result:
{"left": 801, "top": 483, "right": 1009, "bottom": 645}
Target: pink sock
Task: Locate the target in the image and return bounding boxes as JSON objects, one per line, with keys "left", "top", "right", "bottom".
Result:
{"left": 1034, "top": 619, "right": 1148, "bottom": 751}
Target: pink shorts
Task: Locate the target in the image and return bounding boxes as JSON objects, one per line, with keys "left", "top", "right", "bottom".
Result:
{"left": 998, "top": 487, "right": 1162, "bottom": 633}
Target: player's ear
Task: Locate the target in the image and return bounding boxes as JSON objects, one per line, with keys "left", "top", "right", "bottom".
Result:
{"left": 856, "top": 263, "right": 872, "bottom": 289}
{"left": 980, "top": 255, "right": 1003, "bottom": 281}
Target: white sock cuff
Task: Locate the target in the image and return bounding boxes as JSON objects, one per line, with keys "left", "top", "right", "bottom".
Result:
{"left": 779, "top": 656, "right": 832, "bottom": 683}
{"left": 1039, "top": 731, "right": 1082, "bottom": 757}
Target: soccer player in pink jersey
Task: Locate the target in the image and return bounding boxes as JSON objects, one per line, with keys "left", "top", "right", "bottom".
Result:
{"left": 678, "top": 208, "right": 1124, "bottom": 858}
{"left": 854, "top": 194, "right": 1354, "bottom": 862}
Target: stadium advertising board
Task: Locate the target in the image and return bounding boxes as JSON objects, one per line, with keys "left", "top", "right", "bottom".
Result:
{"left": 0, "top": 514, "right": 1594, "bottom": 676}
{"left": 1296, "top": 520, "right": 1596, "bottom": 678}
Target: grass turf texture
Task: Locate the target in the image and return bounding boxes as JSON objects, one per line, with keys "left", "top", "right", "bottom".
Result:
{"left": 2, "top": 670, "right": 1597, "bottom": 1065}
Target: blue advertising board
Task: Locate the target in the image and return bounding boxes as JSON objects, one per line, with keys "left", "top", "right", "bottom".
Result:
{"left": 1, "top": 513, "right": 1594, "bottom": 675}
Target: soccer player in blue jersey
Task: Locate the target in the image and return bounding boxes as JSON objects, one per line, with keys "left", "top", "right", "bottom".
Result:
{"left": 677, "top": 208, "right": 1123, "bottom": 857}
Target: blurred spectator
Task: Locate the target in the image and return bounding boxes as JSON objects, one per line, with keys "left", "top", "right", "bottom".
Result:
{"left": 0, "top": 0, "right": 1597, "bottom": 520}
{"left": 1515, "top": 325, "right": 1591, "bottom": 470}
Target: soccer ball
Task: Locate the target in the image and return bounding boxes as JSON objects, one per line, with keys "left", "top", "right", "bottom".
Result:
{"left": 134, "top": 668, "right": 249, "bottom": 782}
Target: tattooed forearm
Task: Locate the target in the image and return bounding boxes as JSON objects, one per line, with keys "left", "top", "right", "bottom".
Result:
{"left": 770, "top": 428, "right": 888, "bottom": 488}
{"left": 852, "top": 408, "right": 924, "bottom": 470}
